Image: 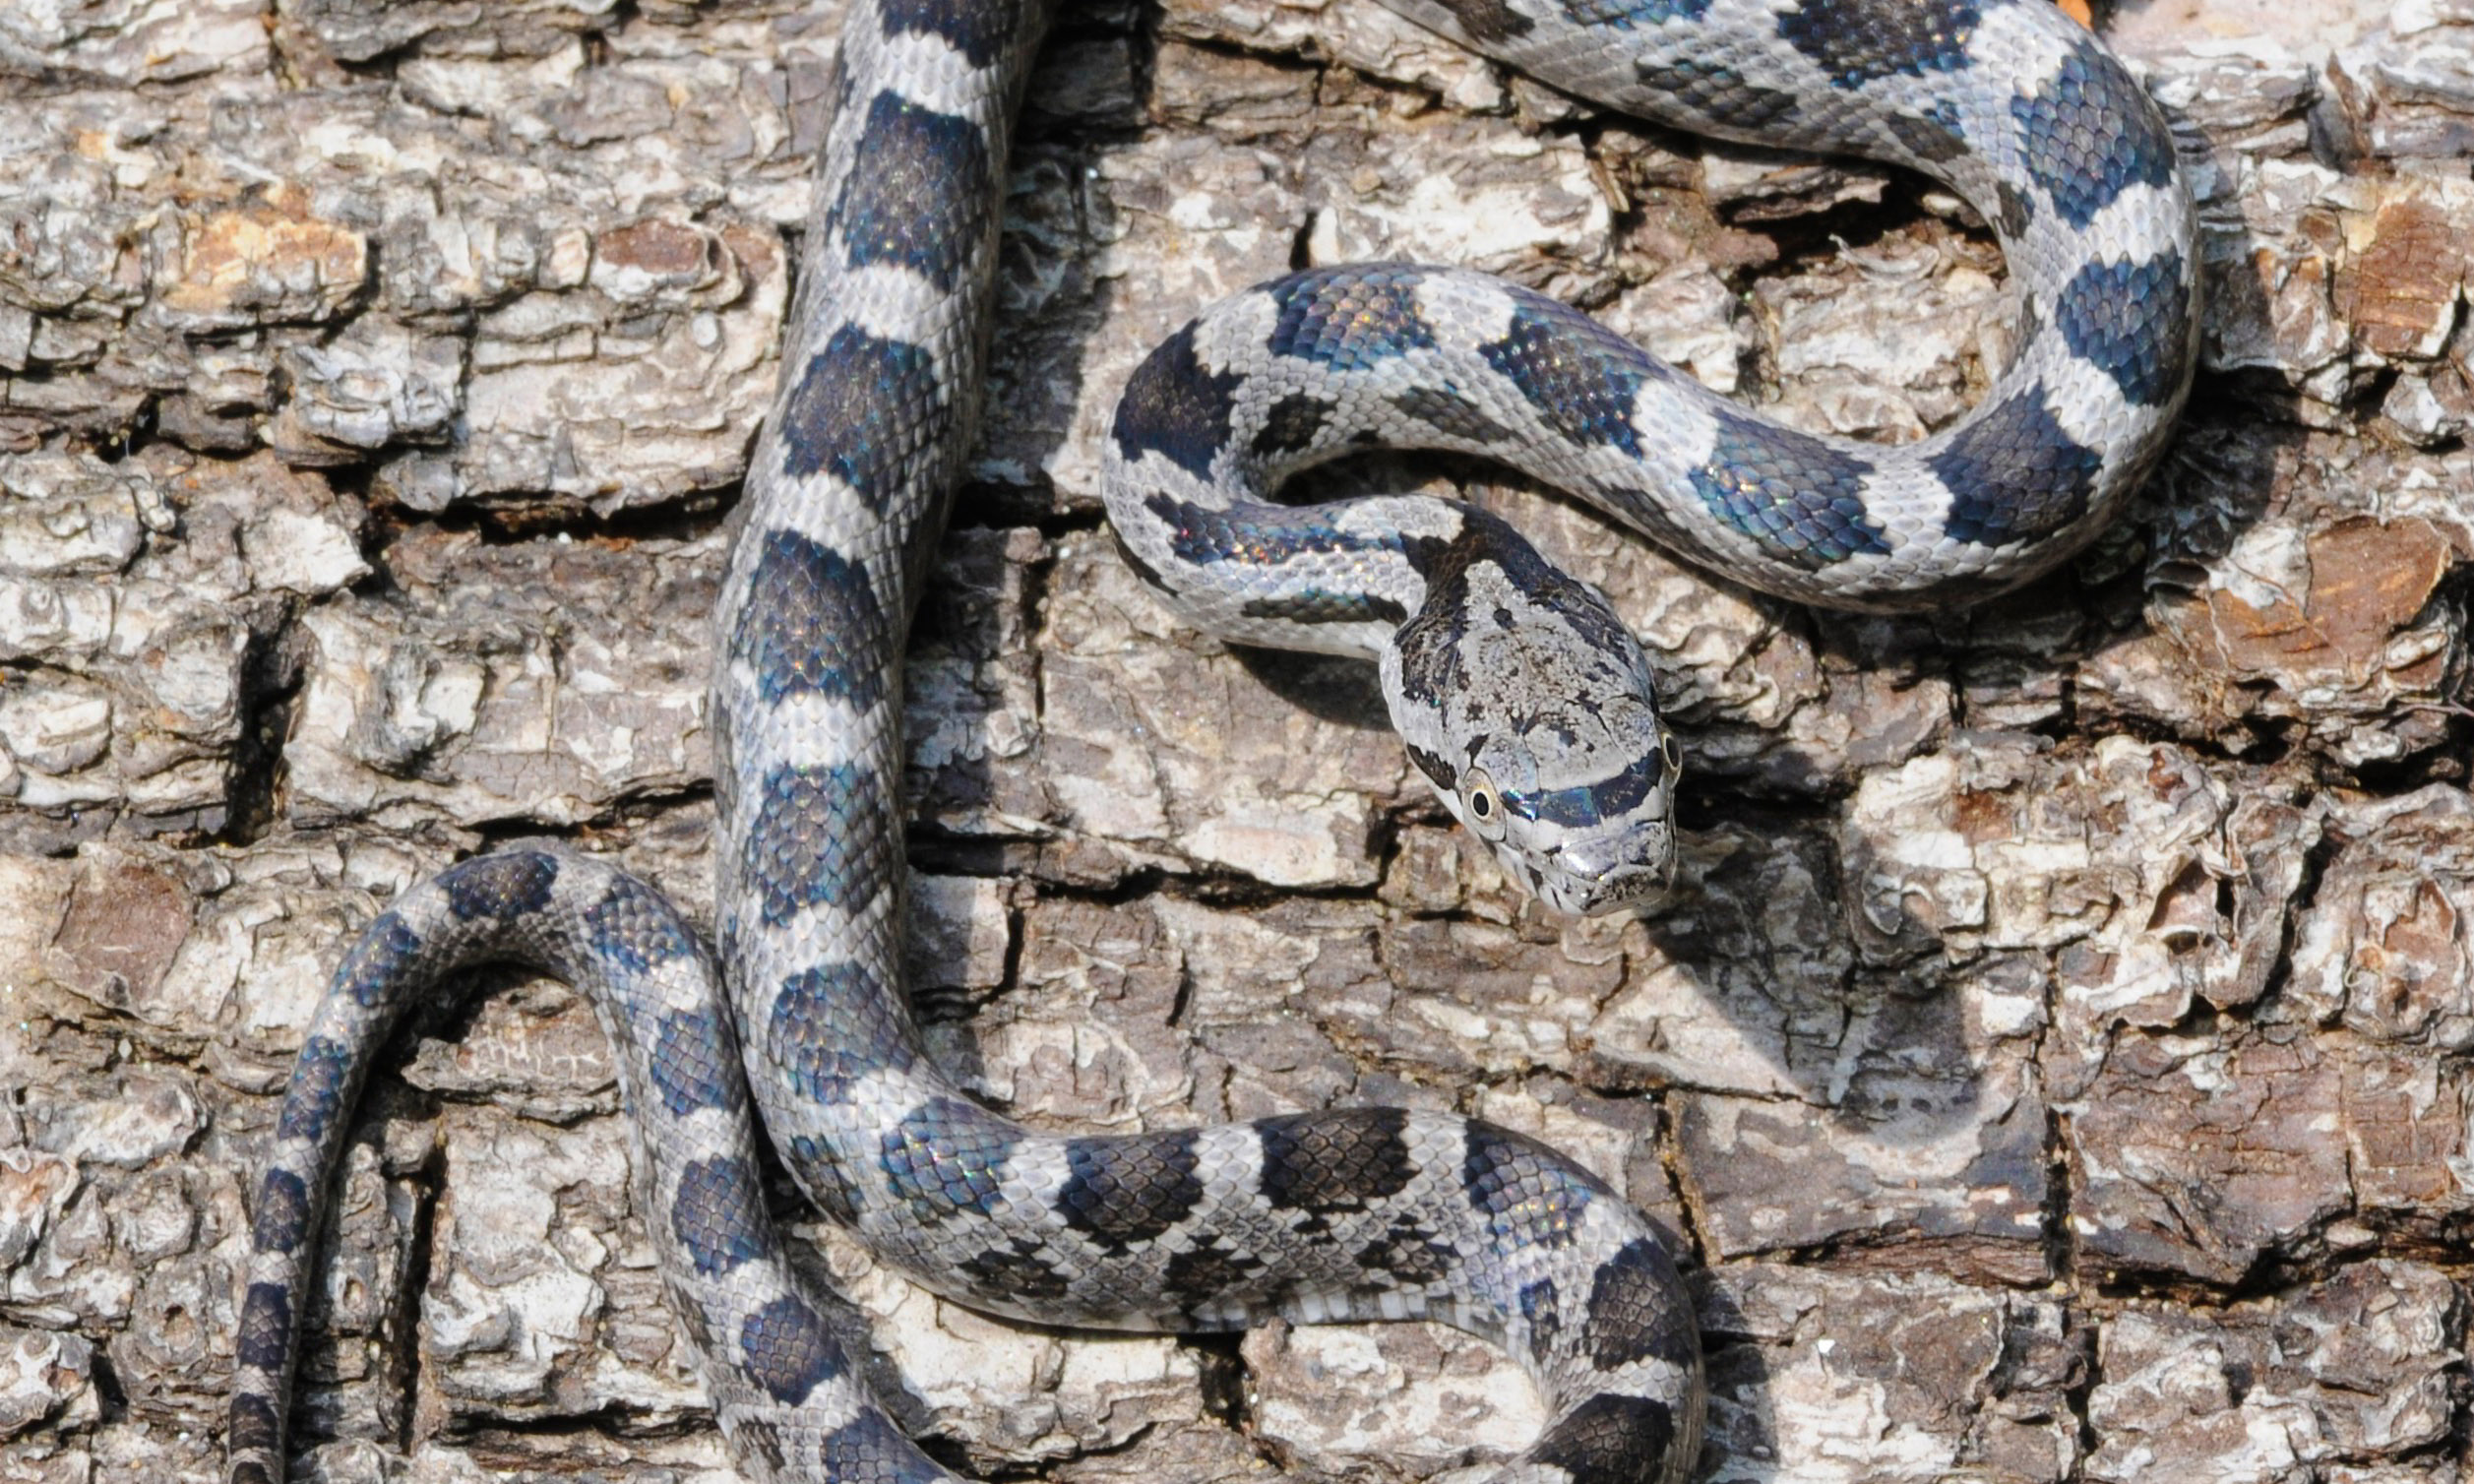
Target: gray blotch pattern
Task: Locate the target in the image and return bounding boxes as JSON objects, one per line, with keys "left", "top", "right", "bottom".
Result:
{"left": 1104, "top": 0, "right": 2195, "bottom": 912}
{"left": 229, "top": 3, "right": 2199, "bottom": 1484}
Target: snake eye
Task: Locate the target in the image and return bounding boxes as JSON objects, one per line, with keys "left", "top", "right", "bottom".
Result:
{"left": 1462, "top": 767, "right": 1508, "bottom": 841}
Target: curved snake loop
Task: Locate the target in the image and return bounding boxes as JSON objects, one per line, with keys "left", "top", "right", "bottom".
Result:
{"left": 228, "top": 3, "right": 2192, "bottom": 1483}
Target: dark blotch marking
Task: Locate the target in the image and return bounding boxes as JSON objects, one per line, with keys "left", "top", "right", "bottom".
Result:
{"left": 1268, "top": 267, "right": 1436, "bottom": 369}
{"left": 882, "top": 1097, "right": 1017, "bottom": 1221}
{"left": 1584, "top": 1236, "right": 1693, "bottom": 1370}
{"left": 732, "top": 1417, "right": 789, "bottom": 1475}
{"left": 673, "top": 1156, "right": 768, "bottom": 1276}
{"left": 1238, "top": 589, "right": 1409, "bottom": 627}
{"left": 788, "top": 1134, "right": 864, "bottom": 1225}
{"left": 1687, "top": 411, "right": 1888, "bottom": 568}
{"left": 1995, "top": 179, "right": 2035, "bottom": 238}
{"left": 227, "top": 1392, "right": 281, "bottom": 1454}
{"left": 738, "top": 1295, "right": 843, "bottom": 1405}
{"left": 1112, "top": 320, "right": 1245, "bottom": 480}
{"left": 878, "top": 0, "right": 1020, "bottom": 66}
{"left": 827, "top": 51, "right": 856, "bottom": 125}
{"left": 2055, "top": 252, "right": 2191, "bottom": 406}
{"left": 229, "top": 1465, "right": 274, "bottom": 1484}
{"left": 1110, "top": 525, "right": 1178, "bottom": 596}
{"left": 663, "top": 1270, "right": 717, "bottom": 1352}
{"left": 252, "top": 1168, "right": 311, "bottom": 1256}
{"left": 832, "top": 91, "right": 991, "bottom": 290}
{"left": 1165, "top": 1236, "right": 1270, "bottom": 1309}
{"left": 1523, "top": 745, "right": 1665, "bottom": 830}
{"left": 338, "top": 912, "right": 422, "bottom": 1010}
{"left": 820, "top": 1409, "right": 950, "bottom": 1484}
{"left": 1562, "top": 0, "right": 1712, "bottom": 31}
{"left": 959, "top": 1239, "right": 1074, "bottom": 1305}
{"left": 1533, "top": 1392, "right": 1683, "bottom": 1484}
{"left": 1057, "top": 1130, "right": 1205, "bottom": 1253}
{"left": 741, "top": 761, "right": 897, "bottom": 928}
{"left": 2010, "top": 34, "right": 2178, "bottom": 229}
{"left": 776, "top": 326, "right": 948, "bottom": 512}
{"left": 1393, "top": 509, "right": 1638, "bottom": 715}
{"left": 728, "top": 526, "right": 893, "bottom": 706}
{"left": 1930, "top": 384, "right": 2106, "bottom": 548}
{"left": 1463, "top": 1120, "right": 1604, "bottom": 1251}
{"left": 582, "top": 874, "right": 700, "bottom": 976}
{"left": 1252, "top": 393, "right": 1337, "bottom": 460}
{"left": 2012, "top": 292, "right": 2046, "bottom": 367}
{"left": 444, "top": 851, "right": 557, "bottom": 923}
{"left": 1778, "top": 0, "right": 1981, "bottom": 88}
{"left": 1637, "top": 61, "right": 1801, "bottom": 131}
{"left": 1144, "top": 490, "right": 1398, "bottom": 572}
{"left": 1886, "top": 103, "right": 1967, "bottom": 163}
{"left": 236, "top": 1281, "right": 292, "bottom": 1372}
{"left": 1404, "top": 740, "right": 1457, "bottom": 794}
{"left": 771, "top": 958, "right": 919, "bottom": 1107}
{"left": 1520, "top": 1277, "right": 1564, "bottom": 1365}
{"left": 1451, "top": 0, "right": 1535, "bottom": 41}
{"left": 1358, "top": 1212, "right": 1455, "bottom": 1285}
{"left": 1390, "top": 384, "right": 1513, "bottom": 444}
{"left": 277, "top": 1035, "right": 353, "bottom": 1144}
{"left": 649, "top": 1008, "right": 745, "bottom": 1117}
{"left": 1260, "top": 1107, "right": 1415, "bottom": 1212}
{"left": 1478, "top": 295, "right": 1659, "bottom": 457}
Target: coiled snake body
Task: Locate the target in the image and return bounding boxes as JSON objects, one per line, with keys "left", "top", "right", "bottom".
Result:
{"left": 227, "top": 2, "right": 2193, "bottom": 1482}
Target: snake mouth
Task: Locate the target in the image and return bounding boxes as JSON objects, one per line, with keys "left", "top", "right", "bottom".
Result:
{"left": 1564, "top": 867, "right": 1671, "bottom": 917}
{"left": 1549, "top": 829, "right": 1676, "bottom": 916}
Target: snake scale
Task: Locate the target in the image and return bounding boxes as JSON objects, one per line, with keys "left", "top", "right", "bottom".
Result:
{"left": 226, "top": 1, "right": 2194, "bottom": 1481}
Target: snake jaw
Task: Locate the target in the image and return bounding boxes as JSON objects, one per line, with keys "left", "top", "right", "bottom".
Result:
{"left": 1459, "top": 686, "right": 1677, "bottom": 915}
{"left": 1532, "top": 816, "right": 1677, "bottom": 917}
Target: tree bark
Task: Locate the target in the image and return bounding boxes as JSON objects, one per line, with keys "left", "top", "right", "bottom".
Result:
{"left": 0, "top": 2, "right": 2467, "bottom": 1481}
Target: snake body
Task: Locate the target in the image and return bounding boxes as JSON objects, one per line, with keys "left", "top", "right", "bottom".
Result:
{"left": 1107, "top": 0, "right": 2196, "bottom": 907}
{"left": 227, "top": 1, "right": 2194, "bottom": 1482}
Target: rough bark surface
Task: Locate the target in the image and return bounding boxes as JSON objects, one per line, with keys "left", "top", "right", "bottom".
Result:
{"left": 1, "top": 1, "right": 2470, "bottom": 1481}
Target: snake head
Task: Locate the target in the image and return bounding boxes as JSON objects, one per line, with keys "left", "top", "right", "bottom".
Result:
{"left": 1387, "top": 524, "right": 1680, "bottom": 916}
{"left": 1451, "top": 698, "right": 1681, "bottom": 916}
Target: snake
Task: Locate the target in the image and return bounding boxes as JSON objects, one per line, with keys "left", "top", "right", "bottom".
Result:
{"left": 223, "top": 1, "right": 2195, "bottom": 1482}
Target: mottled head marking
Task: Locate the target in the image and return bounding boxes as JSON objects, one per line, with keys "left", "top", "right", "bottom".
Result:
{"left": 1390, "top": 511, "right": 1678, "bottom": 915}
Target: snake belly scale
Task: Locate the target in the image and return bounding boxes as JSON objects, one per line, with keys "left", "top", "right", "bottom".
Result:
{"left": 226, "top": 3, "right": 2193, "bottom": 1484}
